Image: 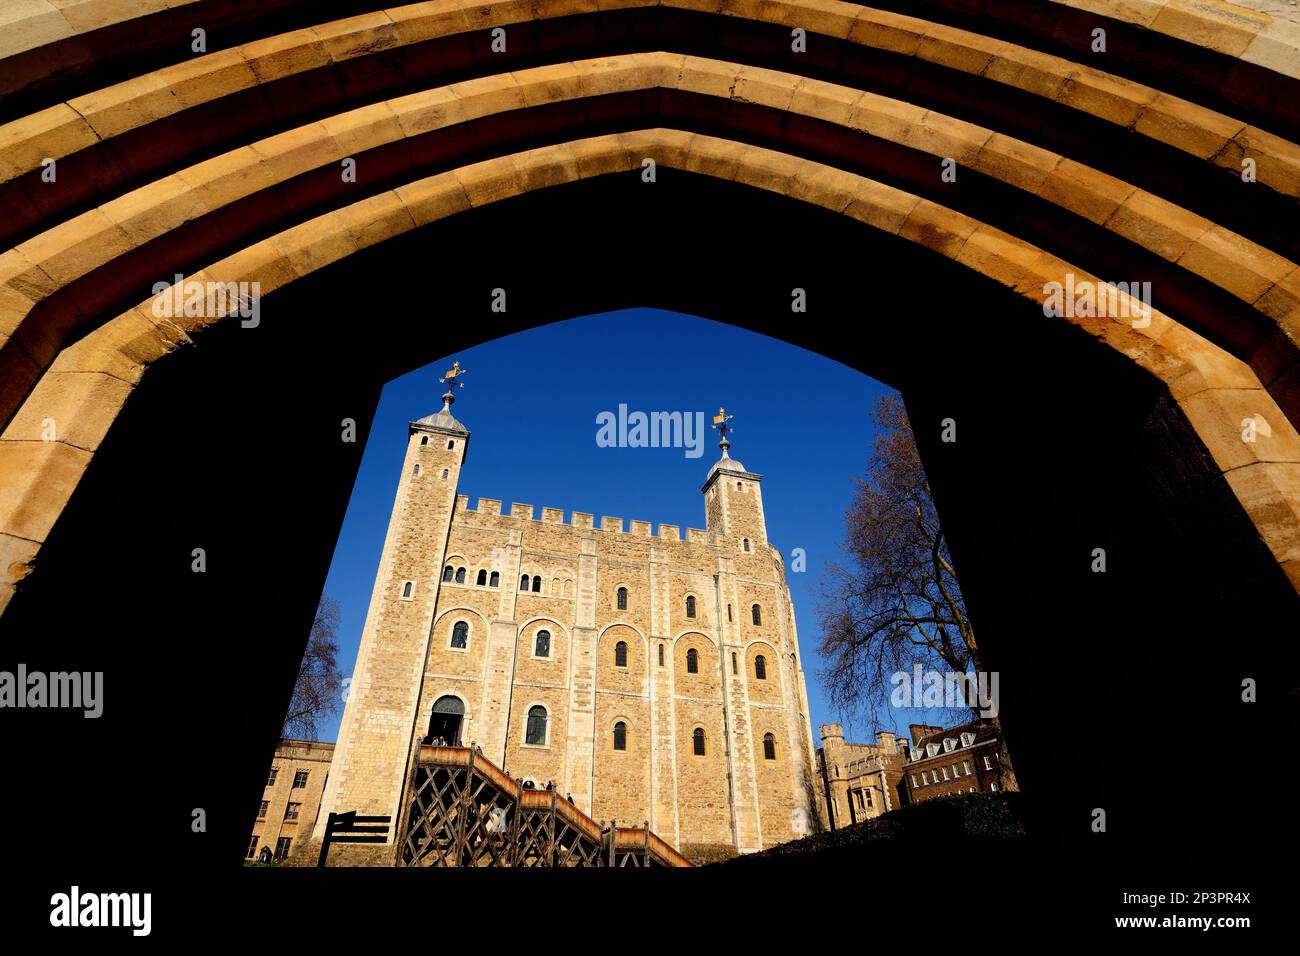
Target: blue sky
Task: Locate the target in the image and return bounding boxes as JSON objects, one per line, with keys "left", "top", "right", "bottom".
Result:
{"left": 316, "top": 308, "right": 958, "bottom": 746}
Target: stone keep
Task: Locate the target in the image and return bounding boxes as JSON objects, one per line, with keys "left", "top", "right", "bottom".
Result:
{"left": 316, "top": 393, "right": 822, "bottom": 854}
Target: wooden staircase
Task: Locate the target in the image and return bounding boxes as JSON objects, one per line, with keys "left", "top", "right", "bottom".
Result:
{"left": 397, "top": 745, "right": 692, "bottom": 867}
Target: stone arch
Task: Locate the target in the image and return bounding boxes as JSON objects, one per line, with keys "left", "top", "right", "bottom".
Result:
{"left": 4, "top": 124, "right": 1297, "bottom": 604}
{"left": 673, "top": 630, "right": 722, "bottom": 700}
{"left": 672, "top": 628, "right": 720, "bottom": 648}
{"left": 516, "top": 617, "right": 569, "bottom": 679}
{"left": 426, "top": 606, "right": 488, "bottom": 678}
{"left": 744, "top": 640, "right": 782, "bottom": 705}
{"left": 606, "top": 713, "right": 635, "bottom": 752}
{"left": 596, "top": 622, "right": 649, "bottom": 694}
{"left": 518, "top": 700, "right": 552, "bottom": 748}
{"left": 430, "top": 605, "right": 487, "bottom": 645}
{"left": 431, "top": 605, "right": 488, "bottom": 633}
{"left": 609, "top": 580, "right": 634, "bottom": 612}
{"left": 3, "top": 0, "right": 1298, "bottom": 864}
{"left": 421, "top": 690, "right": 469, "bottom": 747}
{"left": 754, "top": 725, "right": 783, "bottom": 765}
{"left": 5, "top": 2, "right": 1295, "bottom": 218}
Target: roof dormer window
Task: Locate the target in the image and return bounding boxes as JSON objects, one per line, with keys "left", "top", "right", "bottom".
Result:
{"left": 944, "top": 738, "right": 956, "bottom": 752}
{"left": 926, "top": 743, "right": 940, "bottom": 758}
{"left": 960, "top": 732, "right": 975, "bottom": 747}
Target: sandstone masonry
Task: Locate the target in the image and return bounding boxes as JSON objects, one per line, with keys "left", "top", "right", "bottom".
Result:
{"left": 315, "top": 390, "right": 823, "bottom": 857}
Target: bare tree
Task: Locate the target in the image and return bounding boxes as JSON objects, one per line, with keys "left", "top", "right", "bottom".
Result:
{"left": 282, "top": 596, "right": 345, "bottom": 740}
{"left": 818, "top": 395, "right": 1018, "bottom": 791}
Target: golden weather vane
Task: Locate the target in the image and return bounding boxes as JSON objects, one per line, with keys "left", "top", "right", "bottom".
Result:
{"left": 440, "top": 361, "right": 468, "bottom": 388}
{"left": 712, "top": 407, "right": 734, "bottom": 442}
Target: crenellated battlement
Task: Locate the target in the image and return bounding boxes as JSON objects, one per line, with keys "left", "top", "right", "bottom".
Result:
{"left": 340, "top": 403, "right": 817, "bottom": 857}
{"left": 450, "top": 494, "right": 715, "bottom": 542}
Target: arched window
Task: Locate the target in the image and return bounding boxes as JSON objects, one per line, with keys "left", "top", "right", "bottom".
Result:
{"left": 685, "top": 595, "right": 696, "bottom": 618}
{"left": 613, "top": 721, "right": 627, "bottom": 751}
{"left": 476, "top": 569, "right": 487, "bottom": 586}
{"left": 727, "top": 604, "right": 732, "bottom": 621}
{"left": 447, "top": 440, "right": 455, "bottom": 450}
{"left": 736, "top": 481, "right": 742, "bottom": 490}
{"left": 412, "top": 463, "right": 420, "bottom": 475}
{"left": 763, "top": 733, "right": 776, "bottom": 760}
{"left": 451, "top": 621, "right": 468, "bottom": 649}
{"left": 550, "top": 578, "right": 559, "bottom": 595}
{"left": 616, "top": 587, "right": 628, "bottom": 611}
{"left": 614, "top": 641, "right": 628, "bottom": 667}
{"left": 751, "top": 604, "right": 761, "bottom": 626}
{"left": 525, "top": 705, "right": 547, "bottom": 745}
{"left": 686, "top": 648, "right": 698, "bottom": 674}
{"left": 489, "top": 571, "right": 500, "bottom": 588}
{"left": 755, "top": 655, "right": 767, "bottom": 680}
{"left": 402, "top": 581, "right": 413, "bottom": 598}
{"left": 443, "top": 566, "right": 453, "bottom": 582}
{"left": 520, "top": 574, "right": 530, "bottom": 591}
{"left": 658, "top": 644, "right": 664, "bottom": 667}
{"left": 692, "top": 727, "right": 706, "bottom": 756}
{"left": 455, "top": 567, "right": 466, "bottom": 584}
{"left": 534, "top": 630, "right": 550, "bottom": 658}
{"left": 532, "top": 575, "right": 542, "bottom": 593}
{"left": 420, "top": 436, "right": 428, "bottom": 445}
{"left": 731, "top": 652, "right": 737, "bottom": 674}
{"left": 743, "top": 538, "right": 750, "bottom": 552}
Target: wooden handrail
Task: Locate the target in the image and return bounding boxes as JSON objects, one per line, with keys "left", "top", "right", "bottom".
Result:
{"left": 411, "top": 743, "right": 691, "bottom": 865}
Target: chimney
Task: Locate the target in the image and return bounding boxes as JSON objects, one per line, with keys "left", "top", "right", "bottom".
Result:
{"left": 876, "top": 730, "right": 896, "bottom": 753}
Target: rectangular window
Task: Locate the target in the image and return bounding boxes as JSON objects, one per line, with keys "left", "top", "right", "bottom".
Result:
{"left": 941, "top": 767, "right": 949, "bottom": 781}
{"left": 275, "top": 837, "right": 292, "bottom": 860}
{"left": 257, "top": 800, "right": 268, "bottom": 820}
{"left": 911, "top": 774, "right": 918, "bottom": 787}
{"left": 246, "top": 835, "right": 259, "bottom": 859}
{"left": 963, "top": 760, "right": 971, "bottom": 775}
{"left": 267, "top": 768, "right": 278, "bottom": 787}
{"left": 864, "top": 789, "right": 873, "bottom": 807}
{"left": 921, "top": 772, "right": 928, "bottom": 785}
{"left": 293, "top": 770, "right": 308, "bottom": 788}
{"left": 285, "top": 803, "right": 302, "bottom": 821}
{"left": 984, "top": 756, "right": 992, "bottom": 770}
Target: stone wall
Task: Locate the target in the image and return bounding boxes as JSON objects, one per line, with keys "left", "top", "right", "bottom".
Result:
{"left": 320, "top": 427, "right": 822, "bottom": 855}
{"left": 249, "top": 739, "right": 335, "bottom": 863}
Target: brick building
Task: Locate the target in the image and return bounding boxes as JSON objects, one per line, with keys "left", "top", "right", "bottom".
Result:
{"left": 815, "top": 723, "right": 908, "bottom": 829}
{"left": 316, "top": 380, "right": 822, "bottom": 858}
{"left": 248, "top": 738, "right": 334, "bottom": 862}
{"left": 903, "top": 720, "right": 1002, "bottom": 803}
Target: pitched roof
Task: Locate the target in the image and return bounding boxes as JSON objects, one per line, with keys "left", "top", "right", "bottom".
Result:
{"left": 913, "top": 719, "right": 997, "bottom": 755}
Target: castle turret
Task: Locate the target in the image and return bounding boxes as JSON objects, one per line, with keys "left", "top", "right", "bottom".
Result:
{"left": 315, "top": 363, "right": 471, "bottom": 848}
{"left": 819, "top": 723, "right": 851, "bottom": 830}
{"left": 701, "top": 407, "right": 768, "bottom": 551}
